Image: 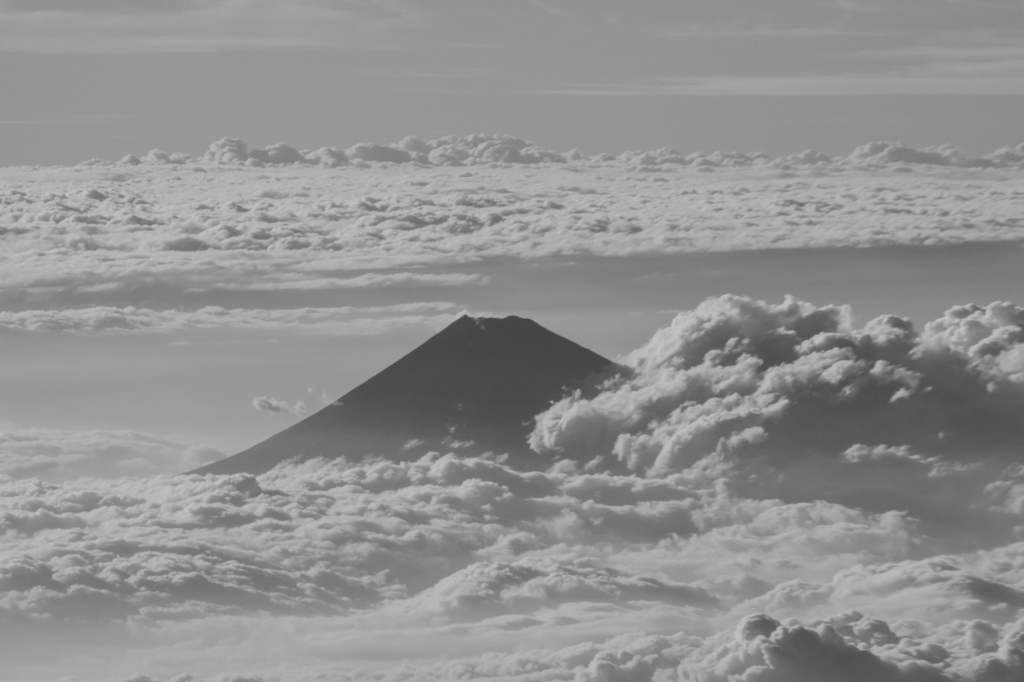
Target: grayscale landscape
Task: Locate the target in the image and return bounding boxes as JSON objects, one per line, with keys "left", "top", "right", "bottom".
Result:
{"left": 2, "top": 3, "right": 1024, "bottom": 682}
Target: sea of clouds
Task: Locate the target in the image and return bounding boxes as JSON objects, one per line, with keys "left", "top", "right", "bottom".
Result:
{"left": 2, "top": 134, "right": 1024, "bottom": 337}
{"left": 3, "top": 136, "right": 1024, "bottom": 680}
{"left": 2, "top": 295, "right": 1024, "bottom": 681}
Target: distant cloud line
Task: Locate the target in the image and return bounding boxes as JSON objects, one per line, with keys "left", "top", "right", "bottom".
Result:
{"left": 82, "top": 134, "right": 1024, "bottom": 170}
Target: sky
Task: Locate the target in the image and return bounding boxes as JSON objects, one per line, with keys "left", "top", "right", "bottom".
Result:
{"left": 4, "top": 3, "right": 1024, "bottom": 682}
{"left": 1, "top": 0, "right": 1024, "bottom": 165}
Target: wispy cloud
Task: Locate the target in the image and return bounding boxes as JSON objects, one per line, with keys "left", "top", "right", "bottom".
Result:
{"left": 252, "top": 395, "right": 306, "bottom": 416}
{"left": 1, "top": 0, "right": 1020, "bottom": 56}
{"left": 0, "top": 425, "right": 222, "bottom": 481}
{"left": 0, "top": 0, "right": 420, "bottom": 52}
{"left": 543, "top": 74, "right": 1024, "bottom": 97}
{"left": 0, "top": 303, "right": 460, "bottom": 335}
{"left": 204, "top": 272, "right": 489, "bottom": 292}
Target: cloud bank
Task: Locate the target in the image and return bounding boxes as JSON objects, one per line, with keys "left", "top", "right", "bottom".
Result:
{"left": 0, "top": 426, "right": 223, "bottom": 482}
{"left": 531, "top": 296, "right": 1024, "bottom": 536}
{"left": 3, "top": 298, "right": 1024, "bottom": 681}
{"left": 115, "top": 135, "right": 1024, "bottom": 170}
{"left": 2, "top": 135, "right": 1024, "bottom": 335}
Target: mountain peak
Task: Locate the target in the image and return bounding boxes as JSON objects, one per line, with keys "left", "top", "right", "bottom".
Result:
{"left": 193, "top": 315, "right": 613, "bottom": 476}
{"left": 445, "top": 313, "right": 540, "bottom": 331}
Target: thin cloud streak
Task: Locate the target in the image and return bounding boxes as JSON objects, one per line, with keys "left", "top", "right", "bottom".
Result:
{"left": 539, "top": 75, "right": 1024, "bottom": 97}
{"left": 0, "top": 303, "right": 461, "bottom": 335}
{"left": 202, "top": 272, "right": 489, "bottom": 292}
{"left": 0, "top": 0, "right": 421, "bottom": 53}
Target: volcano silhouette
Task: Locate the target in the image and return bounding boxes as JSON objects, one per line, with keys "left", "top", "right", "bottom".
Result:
{"left": 193, "top": 315, "right": 613, "bottom": 475}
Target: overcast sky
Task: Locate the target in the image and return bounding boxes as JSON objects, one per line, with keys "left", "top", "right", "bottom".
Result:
{"left": 2, "top": 0, "right": 1024, "bottom": 165}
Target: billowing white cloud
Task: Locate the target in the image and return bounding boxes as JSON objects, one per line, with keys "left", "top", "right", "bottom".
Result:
{"left": 528, "top": 297, "right": 1024, "bottom": 566}
{"left": 679, "top": 611, "right": 1024, "bottom": 682}
{"left": 532, "top": 295, "right": 1024, "bottom": 481}
{"left": 127, "top": 135, "right": 1024, "bottom": 170}
{"left": 184, "top": 135, "right": 570, "bottom": 168}
{"left": 0, "top": 416, "right": 1022, "bottom": 681}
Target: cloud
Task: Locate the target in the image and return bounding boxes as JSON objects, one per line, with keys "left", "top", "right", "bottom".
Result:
{"left": 0, "top": 426, "right": 223, "bottom": 481}
{"left": 529, "top": 296, "right": 1024, "bottom": 546}
{"left": 193, "top": 135, "right": 567, "bottom": 168}
{"left": 3, "top": 137, "right": 1024, "bottom": 322}
{"left": 252, "top": 395, "right": 306, "bottom": 416}
{"left": 3, "top": 0, "right": 1022, "bottom": 114}
{"left": 533, "top": 295, "right": 1024, "bottom": 464}
{"left": 201, "top": 138, "right": 352, "bottom": 168}
{"left": 0, "top": 303, "right": 460, "bottom": 335}
{"left": 5, "top": 144, "right": 1024, "bottom": 679}
{"left": 168, "top": 134, "right": 1024, "bottom": 171}
{"left": 0, "top": 438, "right": 1021, "bottom": 680}
{"left": 398, "top": 557, "right": 717, "bottom": 622}
{"left": 679, "top": 611, "right": 1024, "bottom": 682}
{"left": 0, "top": 0, "right": 416, "bottom": 53}
{"left": 563, "top": 74, "right": 1024, "bottom": 98}
{"left": 207, "top": 271, "right": 488, "bottom": 291}
{"left": 1, "top": 1, "right": 1020, "bottom": 55}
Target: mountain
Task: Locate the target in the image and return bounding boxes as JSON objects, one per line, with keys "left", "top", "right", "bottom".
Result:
{"left": 192, "top": 315, "right": 614, "bottom": 476}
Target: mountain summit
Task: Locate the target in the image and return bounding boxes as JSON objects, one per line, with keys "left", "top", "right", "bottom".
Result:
{"left": 193, "top": 315, "right": 613, "bottom": 476}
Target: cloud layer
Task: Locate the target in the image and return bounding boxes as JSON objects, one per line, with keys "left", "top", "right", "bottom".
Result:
{"left": 0, "top": 426, "right": 223, "bottom": 482}
{"left": 118, "top": 135, "right": 1024, "bottom": 170}
{"left": 2, "top": 135, "right": 1024, "bottom": 339}
{"left": 3, "top": 298, "right": 1024, "bottom": 681}
{"left": 3, "top": 134, "right": 1024, "bottom": 679}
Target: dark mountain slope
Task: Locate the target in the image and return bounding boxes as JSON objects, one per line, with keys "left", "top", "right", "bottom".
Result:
{"left": 193, "top": 315, "right": 613, "bottom": 476}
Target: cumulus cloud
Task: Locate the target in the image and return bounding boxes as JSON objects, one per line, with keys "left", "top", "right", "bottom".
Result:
{"left": 679, "top": 611, "right": 1024, "bottom": 682}
{"left": 530, "top": 296, "right": 1024, "bottom": 550}
{"left": 120, "top": 135, "right": 1024, "bottom": 170}
{"left": 190, "top": 135, "right": 569, "bottom": 169}
{"left": 844, "top": 141, "right": 1023, "bottom": 168}
{"left": 532, "top": 295, "right": 1024, "bottom": 469}
{"left": 0, "top": 448, "right": 1015, "bottom": 675}
{"left": 200, "top": 138, "right": 351, "bottom": 168}
{"left": 0, "top": 434, "right": 1022, "bottom": 679}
